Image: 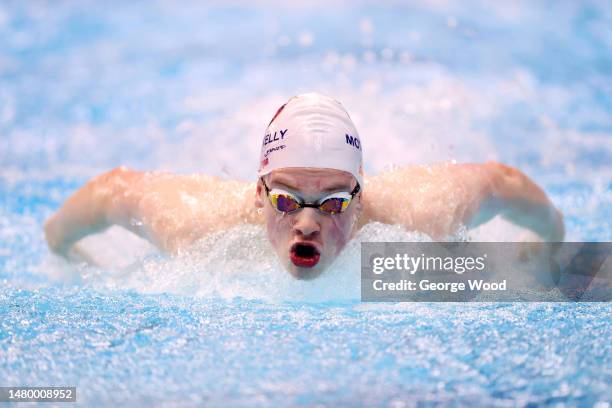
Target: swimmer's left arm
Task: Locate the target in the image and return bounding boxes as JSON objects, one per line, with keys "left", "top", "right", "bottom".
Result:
{"left": 360, "top": 162, "right": 564, "bottom": 241}
{"left": 475, "top": 161, "right": 564, "bottom": 241}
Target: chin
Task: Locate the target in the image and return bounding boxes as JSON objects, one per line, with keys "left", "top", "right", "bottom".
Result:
{"left": 285, "top": 261, "right": 326, "bottom": 280}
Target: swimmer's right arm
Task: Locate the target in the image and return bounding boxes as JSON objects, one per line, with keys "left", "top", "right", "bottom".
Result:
{"left": 44, "top": 166, "right": 135, "bottom": 255}
{"left": 44, "top": 166, "right": 263, "bottom": 255}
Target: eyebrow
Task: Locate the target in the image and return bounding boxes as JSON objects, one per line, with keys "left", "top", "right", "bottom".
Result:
{"left": 270, "top": 177, "right": 352, "bottom": 193}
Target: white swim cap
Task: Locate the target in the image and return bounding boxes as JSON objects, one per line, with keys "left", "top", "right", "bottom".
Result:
{"left": 258, "top": 92, "right": 364, "bottom": 187}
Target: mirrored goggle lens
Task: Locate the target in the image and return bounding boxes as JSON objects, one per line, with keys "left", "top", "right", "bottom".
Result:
{"left": 318, "top": 197, "right": 351, "bottom": 214}
{"left": 270, "top": 193, "right": 301, "bottom": 212}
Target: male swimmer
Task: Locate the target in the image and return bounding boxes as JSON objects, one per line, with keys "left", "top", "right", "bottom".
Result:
{"left": 44, "top": 93, "right": 564, "bottom": 279}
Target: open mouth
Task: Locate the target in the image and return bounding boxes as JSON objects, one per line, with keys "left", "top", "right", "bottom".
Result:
{"left": 290, "top": 242, "right": 321, "bottom": 268}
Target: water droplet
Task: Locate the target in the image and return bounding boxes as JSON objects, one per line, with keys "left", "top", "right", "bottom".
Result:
{"left": 130, "top": 218, "right": 143, "bottom": 227}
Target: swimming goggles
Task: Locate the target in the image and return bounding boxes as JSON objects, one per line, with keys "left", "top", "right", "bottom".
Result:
{"left": 261, "top": 178, "right": 360, "bottom": 215}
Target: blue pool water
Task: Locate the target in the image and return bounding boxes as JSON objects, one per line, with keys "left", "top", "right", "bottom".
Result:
{"left": 1, "top": 1, "right": 611, "bottom": 406}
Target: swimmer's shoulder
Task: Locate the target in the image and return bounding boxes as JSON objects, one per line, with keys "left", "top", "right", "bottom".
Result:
{"left": 365, "top": 162, "right": 482, "bottom": 188}
{"left": 129, "top": 171, "right": 254, "bottom": 193}
{"left": 364, "top": 164, "right": 432, "bottom": 191}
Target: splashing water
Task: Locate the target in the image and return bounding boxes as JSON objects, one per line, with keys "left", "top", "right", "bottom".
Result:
{"left": 43, "top": 222, "right": 435, "bottom": 302}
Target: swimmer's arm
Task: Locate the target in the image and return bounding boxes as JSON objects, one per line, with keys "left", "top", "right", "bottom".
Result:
{"left": 473, "top": 161, "right": 565, "bottom": 241}
{"left": 44, "top": 167, "right": 263, "bottom": 255}
{"left": 44, "top": 167, "right": 134, "bottom": 255}
{"left": 360, "top": 162, "right": 564, "bottom": 241}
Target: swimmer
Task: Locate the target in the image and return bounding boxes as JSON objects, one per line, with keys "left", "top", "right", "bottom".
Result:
{"left": 44, "top": 92, "right": 565, "bottom": 279}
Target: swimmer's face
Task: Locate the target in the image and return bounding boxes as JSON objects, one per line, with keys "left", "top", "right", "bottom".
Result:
{"left": 255, "top": 168, "right": 363, "bottom": 280}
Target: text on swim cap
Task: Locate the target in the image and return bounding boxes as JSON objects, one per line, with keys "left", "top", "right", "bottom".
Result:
{"left": 264, "top": 144, "right": 286, "bottom": 158}
{"left": 263, "top": 129, "right": 288, "bottom": 146}
{"left": 345, "top": 134, "right": 361, "bottom": 150}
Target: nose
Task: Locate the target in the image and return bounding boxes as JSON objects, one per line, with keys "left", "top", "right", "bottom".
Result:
{"left": 292, "top": 208, "right": 321, "bottom": 237}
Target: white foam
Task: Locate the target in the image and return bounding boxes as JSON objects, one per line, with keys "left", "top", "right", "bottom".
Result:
{"left": 42, "top": 217, "right": 535, "bottom": 302}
